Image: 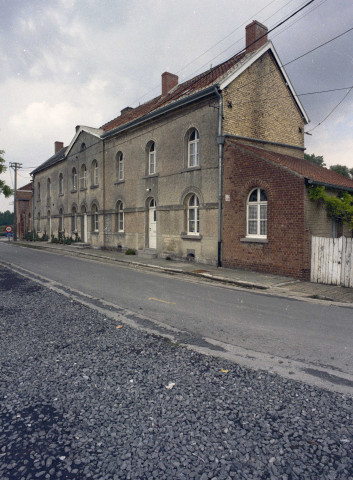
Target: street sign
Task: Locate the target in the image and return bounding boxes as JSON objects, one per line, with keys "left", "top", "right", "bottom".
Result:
{"left": 5, "top": 226, "right": 13, "bottom": 233}
{"left": 5, "top": 232, "right": 13, "bottom": 237}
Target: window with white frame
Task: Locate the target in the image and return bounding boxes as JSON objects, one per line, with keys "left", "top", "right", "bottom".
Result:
{"left": 187, "top": 194, "right": 200, "bottom": 235}
{"left": 80, "top": 165, "right": 87, "bottom": 189}
{"left": 117, "top": 152, "right": 124, "bottom": 181}
{"left": 59, "top": 208, "right": 64, "bottom": 232}
{"left": 72, "top": 168, "right": 77, "bottom": 190}
{"left": 148, "top": 142, "right": 156, "bottom": 175}
{"left": 247, "top": 188, "right": 267, "bottom": 237}
{"left": 91, "top": 204, "right": 99, "bottom": 232}
{"left": 116, "top": 201, "right": 124, "bottom": 232}
{"left": 59, "top": 173, "right": 64, "bottom": 195}
{"left": 92, "top": 160, "right": 98, "bottom": 186}
{"left": 188, "top": 129, "right": 199, "bottom": 167}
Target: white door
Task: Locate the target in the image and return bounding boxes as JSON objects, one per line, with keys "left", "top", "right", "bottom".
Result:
{"left": 149, "top": 199, "right": 157, "bottom": 249}
{"left": 83, "top": 213, "right": 88, "bottom": 243}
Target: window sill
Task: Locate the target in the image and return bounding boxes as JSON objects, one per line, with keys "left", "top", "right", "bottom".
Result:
{"left": 71, "top": 189, "right": 78, "bottom": 194}
{"left": 80, "top": 187, "right": 87, "bottom": 192}
{"left": 241, "top": 237, "right": 268, "bottom": 244}
{"left": 114, "top": 180, "right": 125, "bottom": 185}
{"left": 182, "top": 166, "right": 201, "bottom": 172}
{"left": 143, "top": 173, "right": 159, "bottom": 179}
{"left": 181, "top": 233, "right": 202, "bottom": 241}
{"left": 90, "top": 185, "right": 99, "bottom": 189}
{"left": 59, "top": 193, "right": 64, "bottom": 197}
{"left": 91, "top": 231, "right": 99, "bottom": 235}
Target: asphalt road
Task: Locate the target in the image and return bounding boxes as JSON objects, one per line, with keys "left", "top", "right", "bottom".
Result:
{"left": 0, "top": 242, "right": 352, "bottom": 395}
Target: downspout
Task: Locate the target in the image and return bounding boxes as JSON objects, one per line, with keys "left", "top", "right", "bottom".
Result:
{"left": 102, "top": 138, "right": 106, "bottom": 249}
{"left": 30, "top": 174, "right": 35, "bottom": 241}
{"left": 214, "top": 87, "right": 224, "bottom": 267}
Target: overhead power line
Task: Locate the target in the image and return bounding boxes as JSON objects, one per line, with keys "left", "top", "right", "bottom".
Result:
{"left": 307, "top": 86, "right": 353, "bottom": 133}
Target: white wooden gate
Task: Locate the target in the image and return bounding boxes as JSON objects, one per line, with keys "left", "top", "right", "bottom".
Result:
{"left": 311, "top": 236, "right": 353, "bottom": 287}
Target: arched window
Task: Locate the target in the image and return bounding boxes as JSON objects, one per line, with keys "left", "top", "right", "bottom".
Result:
{"left": 47, "top": 178, "right": 51, "bottom": 198}
{"left": 117, "top": 152, "right": 124, "bottom": 181}
{"left": 80, "top": 143, "right": 86, "bottom": 151}
{"left": 187, "top": 194, "right": 200, "bottom": 235}
{"left": 188, "top": 129, "right": 199, "bottom": 167}
{"left": 80, "top": 165, "right": 87, "bottom": 189}
{"left": 71, "top": 206, "right": 77, "bottom": 232}
{"left": 115, "top": 201, "right": 124, "bottom": 232}
{"left": 72, "top": 168, "right": 78, "bottom": 190}
{"left": 247, "top": 188, "right": 267, "bottom": 237}
{"left": 59, "top": 208, "right": 64, "bottom": 232}
{"left": 59, "top": 173, "right": 64, "bottom": 195}
{"left": 148, "top": 142, "right": 156, "bottom": 175}
{"left": 91, "top": 204, "right": 99, "bottom": 232}
{"left": 92, "top": 160, "right": 98, "bottom": 186}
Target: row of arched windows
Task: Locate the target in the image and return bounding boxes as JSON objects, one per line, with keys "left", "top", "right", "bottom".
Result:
{"left": 115, "top": 129, "right": 199, "bottom": 182}
{"left": 37, "top": 130, "right": 200, "bottom": 200}
{"left": 36, "top": 187, "right": 267, "bottom": 238}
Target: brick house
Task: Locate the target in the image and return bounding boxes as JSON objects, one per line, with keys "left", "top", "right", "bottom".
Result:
{"left": 222, "top": 140, "right": 353, "bottom": 279}
{"left": 15, "top": 182, "right": 33, "bottom": 239}
{"left": 32, "top": 21, "right": 311, "bottom": 267}
{"left": 31, "top": 20, "right": 353, "bottom": 279}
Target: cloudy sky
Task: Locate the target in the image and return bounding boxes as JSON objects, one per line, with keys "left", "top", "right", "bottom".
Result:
{"left": 1, "top": 0, "right": 353, "bottom": 211}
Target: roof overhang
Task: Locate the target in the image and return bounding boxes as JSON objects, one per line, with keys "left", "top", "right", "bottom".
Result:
{"left": 306, "top": 178, "right": 353, "bottom": 193}
{"left": 219, "top": 41, "right": 309, "bottom": 124}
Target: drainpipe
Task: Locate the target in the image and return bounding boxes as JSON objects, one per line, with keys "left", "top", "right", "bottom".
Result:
{"left": 30, "top": 174, "right": 35, "bottom": 241}
{"left": 102, "top": 138, "right": 106, "bottom": 249}
{"left": 214, "top": 87, "right": 224, "bottom": 267}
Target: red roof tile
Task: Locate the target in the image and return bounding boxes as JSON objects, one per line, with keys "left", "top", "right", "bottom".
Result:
{"left": 229, "top": 140, "right": 353, "bottom": 190}
{"left": 101, "top": 51, "right": 246, "bottom": 132}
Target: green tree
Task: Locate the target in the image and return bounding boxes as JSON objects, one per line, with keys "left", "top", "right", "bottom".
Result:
{"left": 0, "top": 150, "right": 12, "bottom": 198}
{"left": 304, "top": 153, "right": 325, "bottom": 167}
{"left": 0, "top": 210, "right": 14, "bottom": 226}
{"left": 329, "top": 164, "right": 352, "bottom": 179}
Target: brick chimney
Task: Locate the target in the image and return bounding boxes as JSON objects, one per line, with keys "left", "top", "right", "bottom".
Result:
{"left": 121, "top": 106, "right": 134, "bottom": 116}
{"left": 55, "top": 141, "right": 64, "bottom": 153}
{"left": 245, "top": 20, "right": 268, "bottom": 53}
{"left": 161, "top": 72, "right": 178, "bottom": 97}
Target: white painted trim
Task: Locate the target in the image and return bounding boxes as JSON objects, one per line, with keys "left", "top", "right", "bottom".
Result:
{"left": 219, "top": 41, "right": 309, "bottom": 124}
{"left": 65, "top": 126, "right": 103, "bottom": 159}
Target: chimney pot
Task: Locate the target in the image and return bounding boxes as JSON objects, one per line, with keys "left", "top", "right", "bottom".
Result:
{"left": 245, "top": 20, "right": 268, "bottom": 53}
{"left": 161, "top": 72, "right": 178, "bottom": 97}
{"left": 55, "top": 141, "right": 64, "bottom": 154}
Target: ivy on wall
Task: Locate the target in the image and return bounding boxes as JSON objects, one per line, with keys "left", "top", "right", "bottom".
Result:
{"left": 308, "top": 186, "right": 353, "bottom": 229}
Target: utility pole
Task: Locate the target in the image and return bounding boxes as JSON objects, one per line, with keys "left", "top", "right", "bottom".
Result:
{"left": 9, "top": 162, "right": 22, "bottom": 242}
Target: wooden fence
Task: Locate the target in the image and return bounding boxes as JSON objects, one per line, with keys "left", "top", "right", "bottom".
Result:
{"left": 311, "top": 236, "right": 353, "bottom": 287}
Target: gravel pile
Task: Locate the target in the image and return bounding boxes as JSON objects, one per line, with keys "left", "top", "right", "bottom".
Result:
{"left": 0, "top": 265, "right": 352, "bottom": 480}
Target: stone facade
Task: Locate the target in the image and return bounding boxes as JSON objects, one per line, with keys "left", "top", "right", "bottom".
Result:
{"left": 32, "top": 21, "right": 321, "bottom": 272}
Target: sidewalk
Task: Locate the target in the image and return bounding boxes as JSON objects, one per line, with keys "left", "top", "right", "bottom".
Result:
{"left": 9, "top": 239, "right": 353, "bottom": 305}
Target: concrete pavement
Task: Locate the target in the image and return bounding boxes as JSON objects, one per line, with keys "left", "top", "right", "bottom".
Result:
{"left": 5, "top": 238, "right": 353, "bottom": 305}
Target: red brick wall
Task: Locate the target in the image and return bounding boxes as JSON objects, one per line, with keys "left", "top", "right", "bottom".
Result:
{"left": 222, "top": 141, "right": 311, "bottom": 279}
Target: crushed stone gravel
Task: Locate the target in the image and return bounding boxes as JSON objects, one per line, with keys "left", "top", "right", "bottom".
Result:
{"left": 0, "top": 265, "right": 352, "bottom": 479}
